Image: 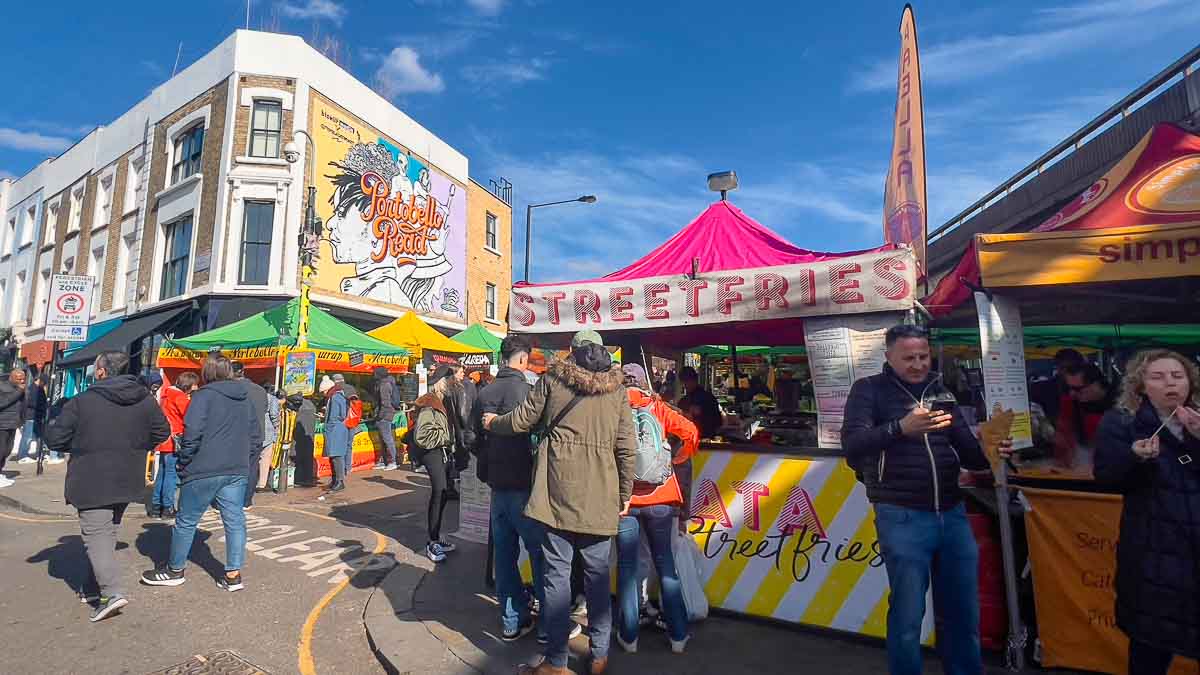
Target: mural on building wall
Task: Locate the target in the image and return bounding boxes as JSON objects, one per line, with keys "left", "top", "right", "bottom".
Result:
{"left": 310, "top": 91, "right": 466, "bottom": 320}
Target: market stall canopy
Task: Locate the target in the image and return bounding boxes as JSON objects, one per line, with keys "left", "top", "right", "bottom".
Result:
{"left": 690, "top": 345, "right": 808, "bottom": 357}
{"left": 157, "top": 299, "right": 409, "bottom": 373}
{"left": 927, "top": 123, "right": 1200, "bottom": 317}
{"left": 368, "top": 311, "right": 489, "bottom": 358}
{"left": 451, "top": 323, "right": 503, "bottom": 357}
{"left": 933, "top": 324, "right": 1200, "bottom": 350}
{"left": 509, "top": 201, "right": 917, "bottom": 348}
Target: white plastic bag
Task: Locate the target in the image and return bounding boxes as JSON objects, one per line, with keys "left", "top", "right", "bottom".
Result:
{"left": 672, "top": 526, "right": 709, "bottom": 621}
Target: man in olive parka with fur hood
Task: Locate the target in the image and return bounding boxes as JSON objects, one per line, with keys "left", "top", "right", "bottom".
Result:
{"left": 485, "top": 329, "right": 635, "bottom": 675}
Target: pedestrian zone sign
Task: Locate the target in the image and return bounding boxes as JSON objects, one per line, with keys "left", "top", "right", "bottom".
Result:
{"left": 46, "top": 274, "right": 95, "bottom": 342}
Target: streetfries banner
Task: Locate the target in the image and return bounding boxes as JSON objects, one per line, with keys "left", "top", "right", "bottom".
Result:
{"left": 977, "top": 221, "right": 1200, "bottom": 287}
{"left": 883, "top": 4, "right": 928, "bottom": 279}
{"left": 510, "top": 249, "right": 916, "bottom": 333}
{"left": 1022, "top": 488, "right": 1198, "bottom": 674}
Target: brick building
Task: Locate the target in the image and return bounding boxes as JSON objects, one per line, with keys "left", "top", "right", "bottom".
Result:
{"left": 0, "top": 30, "right": 512, "bottom": 374}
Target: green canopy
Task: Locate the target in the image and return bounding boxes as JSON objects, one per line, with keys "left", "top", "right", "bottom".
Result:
{"left": 165, "top": 299, "right": 408, "bottom": 355}
{"left": 452, "top": 323, "right": 503, "bottom": 357}
{"left": 931, "top": 324, "right": 1200, "bottom": 349}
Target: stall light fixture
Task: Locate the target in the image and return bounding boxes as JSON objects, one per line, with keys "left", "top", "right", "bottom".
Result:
{"left": 707, "top": 171, "right": 739, "bottom": 200}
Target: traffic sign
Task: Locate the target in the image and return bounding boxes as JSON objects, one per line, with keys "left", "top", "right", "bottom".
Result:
{"left": 46, "top": 274, "right": 95, "bottom": 343}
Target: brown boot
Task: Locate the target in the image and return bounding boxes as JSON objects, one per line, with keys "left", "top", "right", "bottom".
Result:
{"left": 589, "top": 656, "right": 608, "bottom": 674}
{"left": 515, "top": 659, "right": 568, "bottom": 675}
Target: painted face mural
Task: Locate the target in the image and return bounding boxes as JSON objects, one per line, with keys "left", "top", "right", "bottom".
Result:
{"left": 313, "top": 95, "right": 466, "bottom": 319}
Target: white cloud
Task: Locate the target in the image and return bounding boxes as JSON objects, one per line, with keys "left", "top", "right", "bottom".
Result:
{"left": 0, "top": 128, "right": 73, "bottom": 153}
{"left": 0, "top": 169, "right": 16, "bottom": 180}
{"left": 851, "top": 0, "right": 1199, "bottom": 91}
{"left": 462, "top": 58, "right": 549, "bottom": 85}
{"left": 466, "top": 0, "right": 505, "bottom": 15}
{"left": 374, "top": 47, "right": 445, "bottom": 97}
{"left": 277, "top": 0, "right": 347, "bottom": 25}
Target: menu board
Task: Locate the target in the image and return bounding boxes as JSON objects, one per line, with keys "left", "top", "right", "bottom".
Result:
{"left": 804, "top": 313, "right": 903, "bottom": 448}
{"left": 974, "top": 292, "right": 1034, "bottom": 449}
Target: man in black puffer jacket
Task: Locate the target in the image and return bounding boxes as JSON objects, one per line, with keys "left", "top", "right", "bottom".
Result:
{"left": 472, "top": 335, "right": 545, "bottom": 641}
{"left": 44, "top": 351, "right": 171, "bottom": 622}
{"left": 841, "top": 324, "right": 999, "bottom": 675}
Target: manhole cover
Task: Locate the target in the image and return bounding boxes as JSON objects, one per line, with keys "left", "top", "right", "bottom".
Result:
{"left": 145, "top": 650, "right": 270, "bottom": 675}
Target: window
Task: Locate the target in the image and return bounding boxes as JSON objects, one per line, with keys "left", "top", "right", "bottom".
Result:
{"left": 35, "top": 268, "right": 51, "bottom": 326}
{"left": 171, "top": 125, "right": 204, "bottom": 184}
{"left": 112, "top": 234, "right": 133, "bottom": 309}
{"left": 125, "top": 157, "right": 144, "bottom": 211}
{"left": 94, "top": 176, "right": 113, "bottom": 229}
{"left": 485, "top": 282, "right": 497, "bottom": 321}
{"left": 90, "top": 243, "right": 107, "bottom": 316}
{"left": 249, "top": 100, "right": 282, "bottom": 158}
{"left": 4, "top": 217, "right": 14, "bottom": 252}
{"left": 485, "top": 212, "right": 498, "bottom": 250}
{"left": 239, "top": 201, "right": 274, "bottom": 285}
{"left": 67, "top": 186, "right": 84, "bottom": 233}
{"left": 159, "top": 216, "right": 193, "bottom": 300}
{"left": 10, "top": 271, "right": 25, "bottom": 325}
{"left": 63, "top": 256, "right": 76, "bottom": 275}
{"left": 23, "top": 206, "right": 36, "bottom": 245}
{"left": 43, "top": 203, "right": 58, "bottom": 247}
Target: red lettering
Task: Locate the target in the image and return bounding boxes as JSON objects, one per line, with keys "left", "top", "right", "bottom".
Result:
{"left": 678, "top": 279, "right": 708, "bottom": 318}
{"left": 872, "top": 256, "right": 910, "bottom": 301}
{"left": 829, "top": 263, "right": 865, "bottom": 304}
{"left": 731, "top": 481, "right": 769, "bottom": 532}
{"left": 716, "top": 276, "right": 745, "bottom": 315}
{"left": 753, "top": 273, "right": 788, "bottom": 311}
{"left": 643, "top": 282, "right": 670, "bottom": 320}
{"left": 511, "top": 293, "right": 535, "bottom": 327}
{"left": 542, "top": 292, "right": 566, "bottom": 325}
{"left": 574, "top": 290, "right": 601, "bottom": 324}
{"left": 690, "top": 479, "right": 732, "bottom": 528}
{"left": 775, "top": 485, "right": 826, "bottom": 539}
{"left": 798, "top": 268, "right": 816, "bottom": 306}
{"left": 609, "top": 287, "right": 635, "bottom": 323}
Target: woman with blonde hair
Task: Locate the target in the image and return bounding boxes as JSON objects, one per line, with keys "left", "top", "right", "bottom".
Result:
{"left": 1095, "top": 349, "right": 1200, "bottom": 674}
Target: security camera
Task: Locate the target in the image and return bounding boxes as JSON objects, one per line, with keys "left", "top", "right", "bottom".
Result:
{"left": 283, "top": 141, "right": 300, "bottom": 165}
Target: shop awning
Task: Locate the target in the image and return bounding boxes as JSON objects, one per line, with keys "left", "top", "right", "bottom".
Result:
{"left": 59, "top": 306, "right": 191, "bottom": 369}
{"left": 509, "top": 201, "right": 917, "bottom": 347}
{"left": 157, "top": 299, "right": 409, "bottom": 373}
{"left": 927, "top": 123, "right": 1200, "bottom": 314}
{"left": 368, "top": 311, "right": 489, "bottom": 358}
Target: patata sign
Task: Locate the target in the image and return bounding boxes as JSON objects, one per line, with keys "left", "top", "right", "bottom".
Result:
{"left": 509, "top": 249, "right": 916, "bottom": 333}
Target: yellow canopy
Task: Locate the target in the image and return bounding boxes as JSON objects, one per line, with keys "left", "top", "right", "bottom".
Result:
{"left": 367, "top": 311, "right": 489, "bottom": 358}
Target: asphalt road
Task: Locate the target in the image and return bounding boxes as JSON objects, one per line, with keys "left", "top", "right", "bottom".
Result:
{"left": 0, "top": 484, "right": 412, "bottom": 675}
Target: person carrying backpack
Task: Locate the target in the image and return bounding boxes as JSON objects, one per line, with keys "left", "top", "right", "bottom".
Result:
{"left": 615, "top": 363, "right": 698, "bottom": 656}
{"left": 411, "top": 365, "right": 460, "bottom": 562}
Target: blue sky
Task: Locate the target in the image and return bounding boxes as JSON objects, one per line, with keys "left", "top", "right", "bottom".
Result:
{"left": 2, "top": 0, "right": 1198, "bottom": 281}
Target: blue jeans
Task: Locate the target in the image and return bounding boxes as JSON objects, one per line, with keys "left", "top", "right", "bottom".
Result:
{"left": 151, "top": 453, "right": 179, "bottom": 510}
{"left": 17, "top": 420, "right": 58, "bottom": 460}
{"left": 874, "top": 502, "right": 981, "bottom": 675}
{"left": 542, "top": 528, "right": 612, "bottom": 667}
{"left": 491, "top": 489, "right": 546, "bottom": 635}
{"left": 169, "top": 475, "right": 247, "bottom": 572}
{"left": 617, "top": 504, "right": 689, "bottom": 642}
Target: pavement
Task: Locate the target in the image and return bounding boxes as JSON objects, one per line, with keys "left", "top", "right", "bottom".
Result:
{"left": 0, "top": 458, "right": 941, "bottom": 675}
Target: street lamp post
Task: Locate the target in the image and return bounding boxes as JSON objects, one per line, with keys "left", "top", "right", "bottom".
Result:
{"left": 524, "top": 195, "right": 597, "bottom": 282}
{"left": 283, "top": 131, "right": 322, "bottom": 351}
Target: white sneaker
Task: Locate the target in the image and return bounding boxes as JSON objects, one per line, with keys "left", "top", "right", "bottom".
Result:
{"left": 426, "top": 541, "right": 446, "bottom": 563}
{"left": 670, "top": 634, "right": 692, "bottom": 654}
{"left": 568, "top": 622, "right": 583, "bottom": 640}
{"left": 0, "top": 476, "right": 14, "bottom": 488}
{"left": 46, "top": 457, "right": 65, "bottom": 465}
{"left": 617, "top": 633, "right": 638, "bottom": 653}
{"left": 17, "top": 457, "right": 36, "bottom": 464}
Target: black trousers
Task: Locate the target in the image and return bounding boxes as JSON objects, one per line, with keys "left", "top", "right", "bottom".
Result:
{"left": 0, "top": 428, "right": 15, "bottom": 474}
{"left": 293, "top": 432, "right": 316, "bottom": 485}
{"left": 245, "top": 451, "right": 261, "bottom": 507}
{"left": 419, "top": 449, "right": 451, "bottom": 542}
{"left": 1129, "top": 640, "right": 1175, "bottom": 675}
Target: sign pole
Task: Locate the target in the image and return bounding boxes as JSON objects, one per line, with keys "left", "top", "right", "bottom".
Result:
{"left": 34, "top": 344, "right": 60, "bottom": 477}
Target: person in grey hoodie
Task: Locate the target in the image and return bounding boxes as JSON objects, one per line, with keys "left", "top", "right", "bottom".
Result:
{"left": 372, "top": 366, "right": 401, "bottom": 470}
{"left": 231, "top": 361, "right": 269, "bottom": 507}
{"left": 141, "top": 354, "right": 261, "bottom": 592}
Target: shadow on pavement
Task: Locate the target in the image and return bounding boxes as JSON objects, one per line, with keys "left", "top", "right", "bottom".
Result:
{"left": 135, "top": 520, "right": 227, "bottom": 583}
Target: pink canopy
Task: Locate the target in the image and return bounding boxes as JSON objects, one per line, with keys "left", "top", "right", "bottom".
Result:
{"left": 518, "top": 201, "right": 888, "bottom": 288}
{"left": 512, "top": 201, "right": 909, "bottom": 349}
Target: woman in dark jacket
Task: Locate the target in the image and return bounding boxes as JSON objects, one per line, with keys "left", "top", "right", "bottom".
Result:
{"left": 141, "top": 354, "right": 260, "bottom": 592}
{"left": 1095, "top": 349, "right": 1200, "bottom": 675}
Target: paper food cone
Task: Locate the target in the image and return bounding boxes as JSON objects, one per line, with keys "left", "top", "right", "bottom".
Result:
{"left": 980, "top": 408, "right": 1015, "bottom": 473}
